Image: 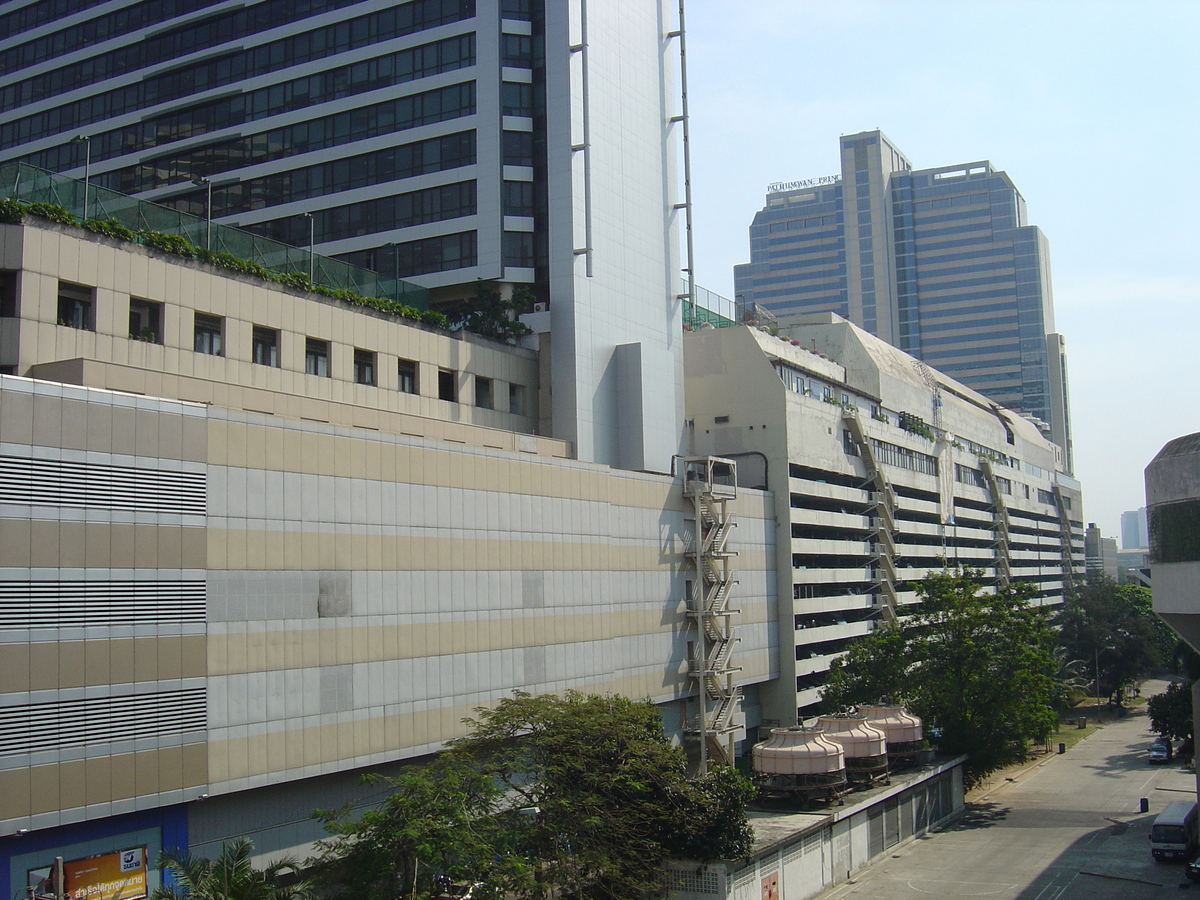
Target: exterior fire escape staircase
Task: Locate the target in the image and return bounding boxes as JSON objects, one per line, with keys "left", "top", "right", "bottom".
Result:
{"left": 978, "top": 458, "right": 1013, "bottom": 587}
{"left": 843, "top": 412, "right": 900, "bottom": 622}
{"left": 1051, "top": 484, "right": 1078, "bottom": 589}
{"left": 682, "top": 457, "right": 741, "bottom": 773}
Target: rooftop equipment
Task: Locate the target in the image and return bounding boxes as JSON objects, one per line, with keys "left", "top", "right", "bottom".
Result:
{"left": 751, "top": 726, "right": 848, "bottom": 807}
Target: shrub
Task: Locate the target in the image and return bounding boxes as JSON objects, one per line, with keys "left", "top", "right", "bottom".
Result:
{"left": 140, "top": 229, "right": 196, "bottom": 258}
{"left": 83, "top": 218, "right": 137, "bottom": 242}
{"left": 0, "top": 198, "right": 25, "bottom": 224}
{"left": 26, "top": 202, "right": 76, "bottom": 226}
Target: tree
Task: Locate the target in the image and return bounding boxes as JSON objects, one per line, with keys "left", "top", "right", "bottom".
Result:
{"left": 151, "top": 838, "right": 311, "bottom": 900}
{"left": 1148, "top": 681, "right": 1195, "bottom": 742}
{"left": 441, "top": 282, "right": 534, "bottom": 343}
{"left": 1054, "top": 577, "right": 1168, "bottom": 705}
{"left": 309, "top": 757, "right": 507, "bottom": 900}
{"left": 447, "top": 690, "right": 754, "bottom": 900}
{"left": 823, "top": 568, "right": 1059, "bottom": 786}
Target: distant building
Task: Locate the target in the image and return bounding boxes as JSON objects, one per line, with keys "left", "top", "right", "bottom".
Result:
{"left": 734, "top": 130, "right": 1073, "bottom": 472}
{"left": 1121, "top": 507, "right": 1149, "bottom": 550}
{"left": 1117, "top": 549, "right": 1151, "bottom": 588}
{"left": 1085, "top": 523, "right": 1119, "bottom": 580}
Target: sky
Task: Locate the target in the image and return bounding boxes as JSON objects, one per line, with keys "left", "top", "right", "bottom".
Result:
{"left": 679, "top": 0, "right": 1200, "bottom": 545}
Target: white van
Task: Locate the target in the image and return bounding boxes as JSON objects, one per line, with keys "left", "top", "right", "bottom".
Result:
{"left": 1150, "top": 800, "right": 1198, "bottom": 860}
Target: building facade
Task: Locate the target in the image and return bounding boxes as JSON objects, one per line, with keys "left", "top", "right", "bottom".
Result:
{"left": 0, "top": 0, "right": 687, "bottom": 472}
{"left": 733, "top": 130, "right": 1073, "bottom": 472}
{"left": 0, "top": 217, "right": 778, "bottom": 890}
{"left": 684, "top": 315, "right": 1083, "bottom": 723}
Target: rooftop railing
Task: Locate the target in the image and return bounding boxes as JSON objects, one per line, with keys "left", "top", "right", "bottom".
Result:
{"left": 1, "top": 161, "right": 428, "bottom": 309}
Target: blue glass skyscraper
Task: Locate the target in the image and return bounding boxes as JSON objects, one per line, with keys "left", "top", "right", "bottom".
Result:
{"left": 735, "top": 130, "right": 1073, "bottom": 471}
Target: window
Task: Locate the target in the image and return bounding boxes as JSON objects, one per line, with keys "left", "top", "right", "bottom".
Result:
{"left": 354, "top": 349, "right": 376, "bottom": 385}
{"left": 252, "top": 326, "right": 279, "bottom": 366}
{"left": 194, "top": 313, "right": 223, "bottom": 355}
{"left": 503, "top": 180, "right": 534, "bottom": 216}
{"left": 501, "top": 0, "right": 533, "bottom": 22}
{"left": 475, "top": 376, "right": 493, "bottom": 409}
{"left": 57, "top": 282, "right": 93, "bottom": 330}
{"left": 508, "top": 383, "right": 525, "bottom": 416}
{"left": 502, "top": 130, "right": 534, "bottom": 166}
{"left": 501, "top": 82, "right": 533, "bottom": 117}
{"left": 398, "top": 358, "right": 418, "bottom": 394}
{"left": 0, "top": 271, "right": 17, "bottom": 317}
{"left": 438, "top": 368, "right": 456, "bottom": 402}
{"left": 128, "top": 298, "right": 163, "bottom": 343}
{"left": 306, "top": 338, "right": 330, "bottom": 377}
{"left": 503, "top": 231, "right": 535, "bottom": 267}
{"left": 502, "top": 34, "right": 533, "bottom": 67}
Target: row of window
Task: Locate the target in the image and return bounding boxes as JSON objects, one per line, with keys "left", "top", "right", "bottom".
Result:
{"left": 246, "top": 181, "right": 477, "bottom": 246}
{"left": 103, "top": 81, "right": 476, "bottom": 195}
{"left": 11, "top": 34, "right": 475, "bottom": 166}
{"left": 5, "top": 0, "right": 472, "bottom": 129}
{"left": 168, "top": 132, "right": 477, "bottom": 220}
{"left": 12, "top": 0, "right": 476, "bottom": 172}
{"left": 43, "top": 282, "right": 525, "bottom": 412}
{"left": 336, "top": 231, "right": 477, "bottom": 278}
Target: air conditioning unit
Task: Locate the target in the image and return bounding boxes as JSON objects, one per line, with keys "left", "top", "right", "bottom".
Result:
{"left": 533, "top": 302, "right": 548, "bottom": 313}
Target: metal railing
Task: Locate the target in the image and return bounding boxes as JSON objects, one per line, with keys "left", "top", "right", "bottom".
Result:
{"left": 1, "top": 161, "right": 428, "bottom": 309}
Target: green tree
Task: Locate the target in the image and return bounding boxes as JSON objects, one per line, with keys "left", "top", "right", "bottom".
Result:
{"left": 309, "top": 758, "right": 507, "bottom": 900}
{"left": 441, "top": 283, "right": 534, "bottom": 343}
{"left": 1054, "top": 577, "right": 1167, "bottom": 705}
{"left": 448, "top": 690, "right": 754, "bottom": 900}
{"left": 1148, "top": 681, "right": 1195, "bottom": 742}
{"left": 823, "top": 568, "right": 1059, "bottom": 786}
{"left": 151, "top": 838, "right": 311, "bottom": 900}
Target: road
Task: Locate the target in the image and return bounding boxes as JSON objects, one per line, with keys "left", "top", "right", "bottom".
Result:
{"left": 821, "top": 681, "right": 1199, "bottom": 900}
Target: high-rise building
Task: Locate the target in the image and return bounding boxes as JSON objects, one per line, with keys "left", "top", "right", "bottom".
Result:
{"left": 0, "top": 0, "right": 685, "bottom": 472}
{"left": 1085, "top": 523, "right": 1119, "bottom": 580}
{"left": 734, "top": 130, "right": 1073, "bottom": 472}
{"left": 1121, "top": 507, "right": 1149, "bottom": 549}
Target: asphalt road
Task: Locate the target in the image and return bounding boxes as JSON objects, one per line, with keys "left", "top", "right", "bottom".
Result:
{"left": 821, "top": 680, "right": 1199, "bottom": 900}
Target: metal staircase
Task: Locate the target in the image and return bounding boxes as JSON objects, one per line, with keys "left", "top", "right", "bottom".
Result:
{"left": 843, "top": 412, "right": 900, "bottom": 622}
{"left": 978, "top": 458, "right": 1013, "bottom": 587}
{"left": 1051, "top": 484, "right": 1078, "bottom": 589}
{"left": 682, "top": 457, "right": 741, "bottom": 773}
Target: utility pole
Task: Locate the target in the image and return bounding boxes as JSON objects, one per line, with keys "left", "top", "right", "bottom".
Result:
{"left": 71, "top": 136, "right": 90, "bottom": 219}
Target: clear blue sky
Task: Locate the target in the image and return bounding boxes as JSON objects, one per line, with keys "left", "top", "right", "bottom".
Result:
{"left": 682, "top": 0, "right": 1200, "bottom": 543}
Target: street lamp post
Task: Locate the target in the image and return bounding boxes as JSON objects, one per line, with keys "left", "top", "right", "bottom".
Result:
{"left": 301, "top": 212, "right": 314, "bottom": 283}
{"left": 192, "top": 177, "right": 212, "bottom": 250}
{"left": 71, "top": 135, "right": 91, "bottom": 220}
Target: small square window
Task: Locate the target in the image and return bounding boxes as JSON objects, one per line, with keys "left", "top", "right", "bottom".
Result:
{"left": 306, "top": 338, "right": 330, "bottom": 377}
{"left": 354, "top": 349, "right": 376, "bottom": 385}
{"left": 438, "top": 368, "right": 457, "bottom": 402}
{"left": 194, "top": 312, "right": 223, "bottom": 355}
{"left": 252, "top": 326, "right": 280, "bottom": 367}
{"left": 398, "top": 359, "right": 418, "bottom": 394}
{"left": 58, "top": 282, "right": 93, "bottom": 331}
{"left": 508, "top": 383, "right": 525, "bottom": 416}
{"left": 475, "top": 376, "right": 493, "bottom": 409}
{"left": 0, "top": 271, "right": 18, "bottom": 317}
{"left": 129, "top": 298, "right": 163, "bottom": 343}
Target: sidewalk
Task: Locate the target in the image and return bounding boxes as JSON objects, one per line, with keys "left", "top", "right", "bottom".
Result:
{"left": 967, "top": 677, "right": 1177, "bottom": 803}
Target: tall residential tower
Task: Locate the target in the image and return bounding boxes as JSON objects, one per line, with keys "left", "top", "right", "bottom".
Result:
{"left": 0, "top": 0, "right": 686, "bottom": 471}
{"left": 734, "top": 130, "right": 1073, "bottom": 473}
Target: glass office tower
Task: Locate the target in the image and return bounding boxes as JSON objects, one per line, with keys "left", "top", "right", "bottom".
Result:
{"left": 735, "top": 130, "right": 1073, "bottom": 471}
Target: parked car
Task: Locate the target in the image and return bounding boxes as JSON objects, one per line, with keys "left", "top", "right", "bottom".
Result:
{"left": 1188, "top": 854, "right": 1200, "bottom": 882}
{"left": 1150, "top": 738, "right": 1174, "bottom": 764}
